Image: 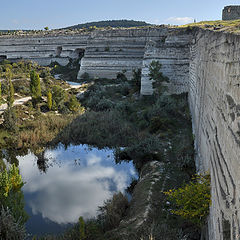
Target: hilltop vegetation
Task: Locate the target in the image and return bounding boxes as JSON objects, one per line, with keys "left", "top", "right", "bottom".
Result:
{"left": 180, "top": 19, "right": 240, "bottom": 34}
{"left": 64, "top": 20, "right": 151, "bottom": 30}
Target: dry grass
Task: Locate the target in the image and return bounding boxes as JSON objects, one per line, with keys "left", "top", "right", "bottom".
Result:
{"left": 179, "top": 19, "right": 240, "bottom": 33}
{"left": 17, "top": 113, "right": 75, "bottom": 150}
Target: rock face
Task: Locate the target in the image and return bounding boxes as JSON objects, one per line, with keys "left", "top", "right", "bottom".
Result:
{"left": 140, "top": 30, "right": 190, "bottom": 95}
{"left": 1, "top": 27, "right": 240, "bottom": 239}
{"left": 189, "top": 29, "right": 240, "bottom": 240}
{"left": 222, "top": 6, "right": 240, "bottom": 20}
{"left": 0, "top": 33, "right": 89, "bottom": 66}
{"left": 77, "top": 27, "right": 191, "bottom": 95}
{"left": 77, "top": 28, "right": 169, "bottom": 80}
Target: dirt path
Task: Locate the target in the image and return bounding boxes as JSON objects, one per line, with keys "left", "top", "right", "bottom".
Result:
{"left": 0, "top": 81, "right": 82, "bottom": 115}
{"left": 0, "top": 96, "right": 31, "bottom": 115}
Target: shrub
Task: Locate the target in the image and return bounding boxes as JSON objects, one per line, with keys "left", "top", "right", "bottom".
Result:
{"left": 116, "top": 71, "right": 127, "bottom": 81}
{"left": 81, "top": 72, "right": 90, "bottom": 82}
{"left": 115, "top": 136, "right": 163, "bottom": 170}
{"left": 52, "top": 85, "right": 66, "bottom": 111}
{"left": 47, "top": 90, "right": 53, "bottom": 110}
{"left": 98, "top": 192, "right": 129, "bottom": 231}
{"left": 3, "top": 107, "right": 18, "bottom": 133}
{"left": 68, "top": 95, "right": 81, "bottom": 113}
{"left": 149, "top": 116, "right": 175, "bottom": 133}
{"left": 6, "top": 69, "right": 14, "bottom": 108}
{"left": 30, "top": 70, "right": 42, "bottom": 106}
{"left": 0, "top": 207, "right": 27, "bottom": 240}
{"left": 0, "top": 164, "right": 28, "bottom": 226}
{"left": 119, "top": 82, "right": 131, "bottom": 96}
{"left": 164, "top": 174, "right": 211, "bottom": 226}
{"left": 78, "top": 217, "right": 85, "bottom": 240}
{"left": 95, "top": 98, "right": 114, "bottom": 111}
{"left": 54, "top": 110, "right": 137, "bottom": 148}
{"left": 148, "top": 61, "right": 164, "bottom": 82}
{"left": 131, "top": 68, "right": 141, "bottom": 92}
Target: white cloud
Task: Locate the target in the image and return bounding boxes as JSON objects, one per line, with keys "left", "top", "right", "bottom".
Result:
{"left": 18, "top": 149, "right": 135, "bottom": 225}
{"left": 166, "top": 17, "right": 194, "bottom": 25}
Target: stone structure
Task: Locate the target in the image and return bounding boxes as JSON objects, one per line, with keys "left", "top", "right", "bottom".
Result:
{"left": 1, "top": 26, "right": 240, "bottom": 239}
{"left": 222, "top": 5, "right": 240, "bottom": 20}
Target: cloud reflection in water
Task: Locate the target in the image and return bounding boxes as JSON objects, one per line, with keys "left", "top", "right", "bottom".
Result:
{"left": 18, "top": 145, "right": 136, "bottom": 225}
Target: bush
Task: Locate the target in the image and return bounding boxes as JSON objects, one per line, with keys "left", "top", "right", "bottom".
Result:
{"left": 53, "top": 110, "right": 138, "bottom": 148}
{"left": 0, "top": 164, "right": 28, "bottom": 226}
{"left": 119, "top": 82, "right": 130, "bottom": 96}
{"left": 47, "top": 90, "right": 52, "bottom": 110}
{"left": 3, "top": 107, "right": 18, "bottom": 133}
{"left": 115, "top": 136, "right": 163, "bottom": 170}
{"left": 95, "top": 98, "right": 114, "bottom": 111}
{"left": 68, "top": 95, "right": 81, "bottom": 113}
{"left": 131, "top": 68, "right": 141, "bottom": 92}
{"left": 52, "top": 85, "right": 66, "bottom": 111}
{"left": 0, "top": 207, "right": 27, "bottom": 240}
{"left": 116, "top": 71, "right": 127, "bottom": 81}
{"left": 149, "top": 116, "right": 175, "bottom": 133}
{"left": 148, "top": 61, "right": 164, "bottom": 82}
{"left": 81, "top": 72, "right": 90, "bottom": 82}
{"left": 98, "top": 192, "right": 129, "bottom": 231}
{"left": 164, "top": 174, "right": 211, "bottom": 226}
{"left": 30, "top": 70, "right": 42, "bottom": 106}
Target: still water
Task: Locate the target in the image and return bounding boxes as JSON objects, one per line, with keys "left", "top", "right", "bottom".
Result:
{"left": 18, "top": 144, "right": 136, "bottom": 236}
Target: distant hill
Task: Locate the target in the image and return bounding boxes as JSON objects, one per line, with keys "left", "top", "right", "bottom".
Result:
{"left": 64, "top": 20, "right": 151, "bottom": 29}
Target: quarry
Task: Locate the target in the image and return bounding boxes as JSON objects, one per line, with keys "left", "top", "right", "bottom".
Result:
{"left": 1, "top": 6, "right": 240, "bottom": 240}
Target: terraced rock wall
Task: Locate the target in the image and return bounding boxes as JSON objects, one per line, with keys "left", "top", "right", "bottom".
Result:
{"left": 78, "top": 28, "right": 167, "bottom": 80}
{"left": 1, "top": 27, "right": 240, "bottom": 239}
{"left": 189, "top": 29, "right": 240, "bottom": 240}
{"left": 0, "top": 33, "right": 89, "bottom": 66}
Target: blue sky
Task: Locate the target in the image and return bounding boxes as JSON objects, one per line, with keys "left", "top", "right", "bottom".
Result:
{"left": 1, "top": 0, "right": 240, "bottom": 30}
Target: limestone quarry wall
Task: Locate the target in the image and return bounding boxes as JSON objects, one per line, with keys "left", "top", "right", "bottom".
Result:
{"left": 78, "top": 28, "right": 168, "bottom": 80}
{"left": 189, "top": 29, "right": 240, "bottom": 240}
{"left": 0, "top": 34, "right": 89, "bottom": 66}
{"left": 1, "top": 27, "right": 240, "bottom": 239}
{"left": 140, "top": 31, "right": 190, "bottom": 95}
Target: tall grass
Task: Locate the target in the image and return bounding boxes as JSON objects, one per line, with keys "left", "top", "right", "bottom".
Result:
{"left": 18, "top": 114, "right": 74, "bottom": 150}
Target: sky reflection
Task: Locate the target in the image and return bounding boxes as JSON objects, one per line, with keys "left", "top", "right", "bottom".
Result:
{"left": 18, "top": 145, "right": 136, "bottom": 235}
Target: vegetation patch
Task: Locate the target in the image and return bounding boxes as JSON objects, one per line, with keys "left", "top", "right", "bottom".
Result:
{"left": 164, "top": 174, "right": 211, "bottom": 226}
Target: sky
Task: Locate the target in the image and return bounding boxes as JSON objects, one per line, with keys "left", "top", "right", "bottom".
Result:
{"left": 1, "top": 0, "right": 240, "bottom": 30}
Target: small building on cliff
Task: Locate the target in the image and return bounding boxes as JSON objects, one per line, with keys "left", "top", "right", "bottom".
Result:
{"left": 222, "top": 5, "right": 240, "bottom": 20}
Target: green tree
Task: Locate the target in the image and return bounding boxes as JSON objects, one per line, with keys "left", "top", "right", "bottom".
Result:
{"left": 78, "top": 216, "right": 85, "bottom": 240}
{"left": 68, "top": 95, "right": 80, "bottom": 113}
{"left": 148, "top": 61, "right": 169, "bottom": 93}
{"left": 0, "top": 78, "right": 2, "bottom": 103}
{"left": 3, "top": 107, "right": 18, "bottom": 133}
{"left": 148, "top": 60, "right": 164, "bottom": 82}
{"left": 3, "top": 68, "right": 18, "bottom": 132}
{"left": 0, "top": 164, "right": 28, "bottom": 226}
{"left": 44, "top": 26, "right": 49, "bottom": 31}
{"left": 132, "top": 68, "right": 141, "bottom": 92}
{"left": 6, "top": 68, "right": 14, "bottom": 107}
{"left": 52, "top": 85, "right": 66, "bottom": 110}
{"left": 47, "top": 90, "right": 52, "bottom": 110}
{"left": 30, "top": 70, "right": 41, "bottom": 106}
